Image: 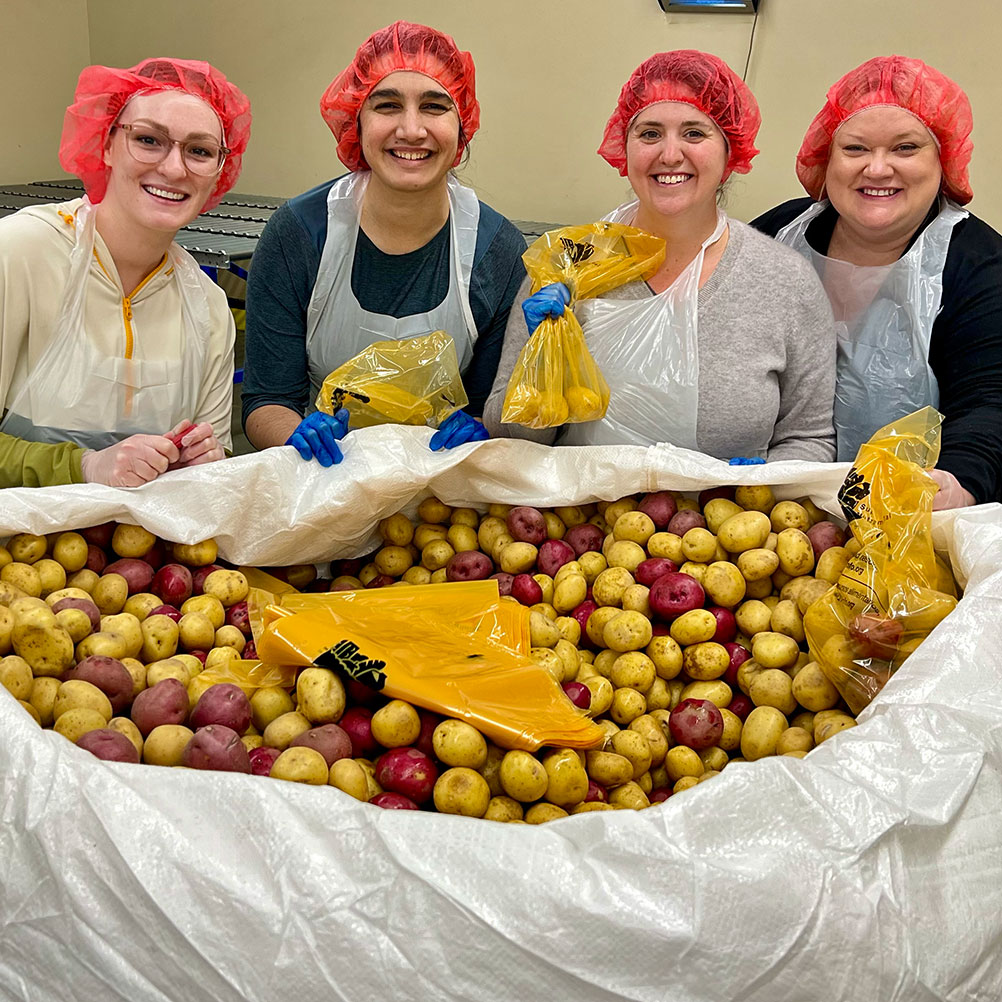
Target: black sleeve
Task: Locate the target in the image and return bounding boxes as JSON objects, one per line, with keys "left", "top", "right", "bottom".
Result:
{"left": 928, "top": 215, "right": 1002, "bottom": 503}
{"left": 241, "top": 205, "right": 320, "bottom": 425}
{"left": 463, "top": 218, "right": 527, "bottom": 417}
{"left": 749, "top": 197, "right": 815, "bottom": 237}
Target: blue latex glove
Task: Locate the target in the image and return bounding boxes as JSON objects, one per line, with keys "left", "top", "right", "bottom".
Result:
{"left": 522, "top": 282, "right": 571, "bottom": 335}
{"left": 728, "top": 456, "right": 766, "bottom": 466}
{"left": 286, "top": 408, "right": 349, "bottom": 467}
{"left": 429, "top": 409, "right": 490, "bottom": 451}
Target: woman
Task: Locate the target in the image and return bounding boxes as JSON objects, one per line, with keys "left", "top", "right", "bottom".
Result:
{"left": 242, "top": 20, "right": 527, "bottom": 466}
{"left": 482, "top": 50, "right": 836, "bottom": 462}
{"left": 0, "top": 57, "right": 251, "bottom": 488}
{"left": 753, "top": 56, "right": 1002, "bottom": 507}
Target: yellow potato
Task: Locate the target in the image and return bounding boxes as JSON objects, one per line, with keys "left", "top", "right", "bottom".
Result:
{"left": 628, "top": 713, "right": 669, "bottom": 765}
{"left": 499, "top": 749, "right": 549, "bottom": 802}
{"left": 32, "top": 559, "right": 66, "bottom": 597}
{"left": 703, "top": 561, "right": 746, "bottom": 608}
{"left": 776, "top": 726, "right": 814, "bottom": 755}
{"left": 643, "top": 677, "right": 672, "bottom": 711}
{"left": 178, "top": 611, "right": 216, "bottom": 651}
{"left": 370, "top": 699, "right": 420, "bottom": 747}
{"left": 791, "top": 661, "right": 841, "bottom": 712}
{"left": 815, "top": 546, "right": 851, "bottom": 584}
{"left": 609, "top": 729, "right": 652, "bottom": 779}
{"left": 647, "top": 532, "right": 684, "bottom": 563}
{"left": 607, "top": 781, "right": 651, "bottom": 810}
{"left": 401, "top": 566, "right": 432, "bottom": 586}
{"left": 603, "top": 610, "right": 653, "bottom": 652}
{"left": 122, "top": 592, "right": 163, "bottom": 620}
{"left": 737, "top": 548, "right": 780, "bottom": 582}
{"left": 609, "top": 651, "right": 656, "bottom": 692}
{"left": 752, "top": 631, "right": 801, "bottom": 669}
{"left": 682, "top": 643, "right": 730, "bottom": 681}
{"left": 434, "top": 767, "right": 491, "bottom": 817}
{"left": 140, "top": 614, "right": 180, "bottom": 663}
{"left": 716, "top": 511, "right": 772, "bottom": 554}
{"left": 740, "top": 706, "right": 788, "bottom": 760}
{"left": 432, "top": 719, "right": 488, "bottom": 769}
{"left": 703, "top": 498, "right": 744, "bottom": 534}
{"left": 735, "top": 600, "right": 773, "bottom": 637}
{"left": 171, "top": 539, "right": 218, "bottom": 567}
{"left": 770, "top": 600, "right": 806, "bottom": 643}
{"left": 2, "top": 562, "right": 41, "bottom": 598}
{"left": 605, "top": 540, "right": 647, "bottom": 573}
{"left": 681, "top": 528, "right": 718, "bottom": 563}
{"left": 100, "top": 613, "right": 143, "bottom": 659}
{"left": 54, "top": 707, "right": 109, "bottom": 743}
{"left": 678, "top": 561, "right": 707, "bottom": 585}
{"left": 90, "top": 574, "right": 129, "bottom": 616}
{"left": 296, "top": 667, "right": 346, "bottom": 724}
{"left": 181, "top": 594, "right": 226, "bottom": 630}
{"left": 484, "top": 796, "right": 524, "bottom": 822}
{"left": 248, "top": 686, "right": 294, "bottom": 731}
{"left": 584, "top": 606, "right": 619, "bottom": 647}
{"left": 769, "top": 501, "right": 811, "bottom": 532}
{"left": 665, "top": 745, "right": 704, "bottom": 783}
{"left": 554, "top": 616, "right": 582, "bottom": 645}
{"left": 28, "top": 676, "right": 60, "bottom": 727}
{"left": 542, "top": 512, "right": 566, "bottom": 540}
{"left": 329, "top": 759, "right": 370, "bottom": 801}
{"left": 814, "top": 711, "right": 858, "bottom": 744}
{"left": 718, "top": 707, "right": 743, "bottom": 751}
{"left": 379, "top": 513, "right": 414, "bottom": 547}
{"left": 591, "top": 567, "right": 634, "bottom": 608}
{"left": 646, "top": 635, "right": 683, "bottom": 680}
{"left": 414, "top": 524, "right": 449, "bottom": 551}
{"left": 585, "top": 749, "right": 633, "bottom": 787}
{"left": 146, "top": 657, "right": 192, "bottom": 687}
{"left": 111, "top": 524, "right": 156, "bottom": 559}
{"left": 7, "top": 533, "right": 47, "bottom": 564}
{"left": 612, "top": 510, "right": 655, "bottom": 545}
{"left": 271, "top": 747, "right": 329, "bottom": 785}
{"left": 553, "top": 574, "right": 587, "bottom": 614}
{"left": 736, "top": 658, "right": 765, "bottom": 695}
{"left": 498, "top": 542, "right": 537, "bottom": 575}
{"left": 142, "top": 724, "right": 194, "bottom": 766}
{"left": 796, "top": 578, "right": 832, "bottom": 615}
{"left": 581, "top": 676, "right": 614, "bottom": 717}
{"left": 734, "top": 485, "right": 776, "bottom": 514}
{"left": 417, "top": 497, "right": 451, "bottom": 524}
{"left": 524, "top": 803, "right": 569, "bottom": 824}
{"left": 603, "top": 498, "right": 638, "bottom": 527}
{"left": 66, "top": 569, "right": 99, "bottom": 593}
{"left": 53, "top": 608, "right": 92, "bottom": 644}
{"left": 697, "top": 746, "right": 729, "bottom": 772}
{"left": 0, "top": 654, "right": 33, "bottom": 699}
{"left": 669, "top": 609, "right": 717, "bottom": 647}
{"left": 542, "top": 748, "right": 589, "bottom": 807}
{"left": 749, "top": 668, "right": 798, "bottom": 714}
{"left": 214, "top": 625, "right": 246, "bottom": 654}
{"left": 776, "top": 528, "right": 815, "bottom": 577}
{"left": 609, "top": 687, "right": 647, "bottom": 726}
{"left": 107, "top": 716, "right": 144, "bottom": 758}
{"left": 577, "top": 552, "right": 607, "bottom": 584}
{"left": 12, "top": 620, "right": 75, "bottom": 677}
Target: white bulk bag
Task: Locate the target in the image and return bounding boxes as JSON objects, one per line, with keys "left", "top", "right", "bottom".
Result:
{"left": 1, "top": 429, "right": 1000, "bottom": 1002}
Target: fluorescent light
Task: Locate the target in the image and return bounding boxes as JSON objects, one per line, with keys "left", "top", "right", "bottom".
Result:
{"left": 660, "top": 0, "right": 758, "bottom": 12}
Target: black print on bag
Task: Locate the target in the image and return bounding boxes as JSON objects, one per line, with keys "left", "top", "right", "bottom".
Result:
{"left": 839, "top": 468, "right": 871, "bottom": 522}
{"left": 559, "top": 238, "right": 596, "bottom": 265}
{"left": 316, "top": 639, "right": 387, "bottom": 690}
{"left": 330, "top": 387, "right": 372, "bottom": 410}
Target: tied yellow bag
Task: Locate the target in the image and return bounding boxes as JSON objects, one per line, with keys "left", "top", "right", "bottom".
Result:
{"left": 803, "top": 407, "right": 960, "bottom": 713}
{"left": 315, "top": 330, "right": 468, "bottom": 428}
{"left": 256, "top": 581, "right": 605, "bottom": 751}
{"left": 502, "top": 223, "right": 665, "bottom": 428}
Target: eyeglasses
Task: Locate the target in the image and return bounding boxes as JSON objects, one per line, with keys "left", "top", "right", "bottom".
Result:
{"left": 113, "top": 123, "right": 230, "bottom": 176}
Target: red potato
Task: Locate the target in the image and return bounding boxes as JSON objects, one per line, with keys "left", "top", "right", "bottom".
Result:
{"left": 698, "top": 486, "right": 736, "bottom": 507}
{"left": 152, "top": 564, "right": 193, "bottom": 607}
{"left": 537, "top": 539, "right": 576, "bottom": 577}
{"left": 635, "top": 558, "right": 679, "bottom": 587}
{"left": 131, "top": 678, "right": 189, "bottom": 736}
{"left": 806, "top": 521, "right": 847, "bottom": 559}
{"left": 51, "top": 597, "right": 101, "bottom": 632}
{"left": 488, "top": 572, "right": 514, "bottom": 596}
{"left": 188, "top": 649, "right": 208, "bottom": 665}
{"left": 415, "top": 710, "right": 442, "bottom": 759}
{"left": 225, "top": 600, "right": 251, "bottom": 636}
{"left": 506, "top": 507, "right": 547, "bottom": 545}
{"left": 365, "top": 574, "right": 395, "bottom": 589}
{"left": 728, "top": 692, "right": 753, "bottom": 720}
{"left": 375, "top": 747, "right": 438, "bottom": 803}
{"left": 243, "top": 639, "right": 258, "bottom": 660}
{"left": 344, "top": 677, "right": 382, "bottom": 708}
{"left": 305, "top": 578, "right": 332, "bottom": 593}
{"left": 103, "top": 558, "right": 155, "bottom": 596}
{"left": 140, "top": 540, "right": 166, "bottom": 571}
{"left": 249, "top": 745, "right": 281, "bottom": 776}
{"left": 649, "top": 787, "right": 673, "bottom": 804}
{"left": 669, "top": 698, "right": 724, "bottom": 751}
{"left": 290, "top": 723, "right": 353, "bottom": 767}
{"left": 86, "top": 545, "right": 107, "bottom": 574}
{"left": 510, "top": 574, "right": 543, "bottom": 606}
{"left": 76, "top": 728, "right": 140, "bottom": 764}
{"left": 667, "top": 510, "right": 706, "bottom": 537}
{"left": 191, "top": 564, "right": 225, "bottom": 594}
{"left": 638, "top": 491, "right": 678, "bottom": 530}
{"left": 330, "top": 557, "right": 363, "bottom": 579}
{"left": 562, "top": 681, "right": 591, "bottom": 709}
{"left": 585, "top": 779, "right": 607, "bottom": 803}
{"left": 849, "top": 613, "right": 904, "bottom": 659}
{"left": 571, "top": 599, "right": 598, "bottom": 636}
{"left": 564, "top": 523, "right": 605, "bottom": 556}
{"left": 446, "top": 551, "right": 493, "bottom": 582}
{"left": 370, "top": 792, "right": 420, "bottom": 810}
{"left": 651, "top": 623, "right": 670, "bottom": 637}
{"left": 190, "top": 683, "right": 252, "bottom": 733}
{"left": 649, "top": 572, "right": 706, "bottom": 620}
{"left": 63, "top": 655, "right": 134, "bottom": 714}
{"left": 708, "top": 606, "right": 737, "bottom": 644}
{"left": 82, "top": 522, "right": 115, "bottom": 549}
{"left": 723, "top": 642, "right": 751, "bottom": 686}
{"left": 149, "top": 604, "right": 182, "bottom": 623}
{"left": 340, "top": 706, "right": 380, "bottom": 757}
{"left": 182, "top": 724, "right": 252, "bottom": 773}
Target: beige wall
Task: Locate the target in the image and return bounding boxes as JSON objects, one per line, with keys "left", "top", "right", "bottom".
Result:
{"left": 9, "top": 1, "right": 1002, "bottom": 228}
{"left": 1, "top": 0, "right": 90, "bottom": 183}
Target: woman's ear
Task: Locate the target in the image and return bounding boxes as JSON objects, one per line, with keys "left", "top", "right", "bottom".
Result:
{"left": 103, "top": 130, "right": 114, "bottom": 169}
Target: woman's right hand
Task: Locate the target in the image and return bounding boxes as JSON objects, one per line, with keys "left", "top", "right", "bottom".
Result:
{"left": 285, "top": 408, "right": 350, "bottom": 467}
{"left": 522, "top": 282, "right": 571, "bottom": 334}
{"left": 80, "top": 434, "right": 180, "bottom": 487}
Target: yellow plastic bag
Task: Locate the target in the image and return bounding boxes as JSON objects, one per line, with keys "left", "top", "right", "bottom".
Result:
{"left": 256, "top": 581, "right": 605, "bottom": 751}
{"left": 502, "top": 223, "right": 665, "bottom": 428}
{"left": 315, "top": 330, "right": 468, "bottom": 428}
{"left": 804, "top": 407, "right": 959, "bottom": 713}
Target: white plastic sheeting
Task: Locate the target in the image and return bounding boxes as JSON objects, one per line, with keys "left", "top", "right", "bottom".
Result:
{"left": 2, "top": 430, "right": 1001, "bottom": 1002}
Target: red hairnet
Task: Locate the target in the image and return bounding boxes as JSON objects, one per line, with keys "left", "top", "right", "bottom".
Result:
{"left": 598, "top": 50, "right": 761, "bottom": 180}
{"left": 59, "top": 57, "right": 252, "bottom": 212}
{"left": 796, "top": 56, "right": 974, "bottom": 205}
{"left": 320, "top": 20, "right": 480, "bottom": 172}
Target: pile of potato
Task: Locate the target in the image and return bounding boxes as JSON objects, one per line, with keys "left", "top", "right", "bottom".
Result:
{"left": 0, "top": 485, "right": 863, "bottom": 821}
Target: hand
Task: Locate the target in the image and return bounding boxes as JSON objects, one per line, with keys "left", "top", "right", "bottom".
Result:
{"left": 165, "top": 420, "right": 225, "bottom": 469}
{"left": 522, "top": 282, "right": 571, "bottom": 335}
{"left": 80, "top": 434, "right": 180, "bottom": 487}
{"left": 286, "top": 409, "right": 349, "bottom": 467}
{"left": 928, "top": 468, "right": 976, "bottom": 510}
{"left": 728, "top": 456, "right": 766, "bottom": 466}
{"left": 429, "top": 410, "right": 490, "bottom": 451}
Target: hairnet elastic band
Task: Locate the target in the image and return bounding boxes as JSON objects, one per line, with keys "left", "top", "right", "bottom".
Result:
{"left": 832, "top": 104, "right": 941, "bottom": 151}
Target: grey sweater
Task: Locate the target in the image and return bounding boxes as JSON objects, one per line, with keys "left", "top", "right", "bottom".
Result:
{"left": 482, "top": 219, "right": 837, "bottom": 462}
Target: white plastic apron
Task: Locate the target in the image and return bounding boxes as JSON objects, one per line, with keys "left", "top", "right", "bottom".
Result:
{"left": 775, "top": 196, "right": 965, "bottom": 461}
{"left": 0, "top": 198, "right": 212, "bottom": 451}
{"left": 559, "top": 202, "right": 727, "bottom": 449}
{"left": 304, "top": 172, "right": 480, "bottom": 410}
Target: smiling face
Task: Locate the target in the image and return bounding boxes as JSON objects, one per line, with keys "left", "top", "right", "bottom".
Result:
{"left": 101, "top": 90, "right": 222, "bottom": 236}
{"left": 625, "top": 101, "right": 728, "bottom": 229}
{"left": 824, "top": 105, "right": 943, "bottom": 247}
{"left": 358, "top": 70, "right": 460, "bottom": 194}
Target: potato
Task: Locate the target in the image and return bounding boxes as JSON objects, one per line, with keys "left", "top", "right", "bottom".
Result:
{"left": 629, "top": 714, "right": 669, "bottom": 766}
{"left": 180, "top": 594, "right": 225, "bottom": 630}
{"left": 477, "top": 517, "right": 508, "bottom": 554}
{"left": 776, "top": 726, "right": 814, "bottom": 756}
{"left": 74, "top": 725, "right": 140, "bottom": 764}
{"left": 54, "top": 707, "right": 109, "bottom": 743}
{"left": 178, "top": 611, "right": 216, "bottom": 651}
{"left": 130, "top": 677, "right": 189, "bottom": 736}
{"left": 2, "top": 562, "right": 41, "bottom": 598}
{"left": 718, "top": 707, "right": 743, "bottom": 751}
{"left": 673, "top": 776, "right": 700, "bottom": 793}
{"left": 171, "top": 539, "right": 218, "bottom": 567}
{"left": 643, "top": 677, "right": 672, "bottom": 711}
{"left": 776, "top": 528, "right": 815, "bottom": 577}
{"left": 670, "top": 609, "right": 717, "bottom": 647}
{"left": 542, "top": 748, "right": 589, "bottom": 808}
{"left": 752, "top": 631, "right": 801, "bottom": 669}
{"left": 484, "top": 796, "right": 524, "bottom": 822}
{"left": 110, "top": 524, "right": 155, "bottom": 559}
{"left": 370, "top": 699, "right": 420, "bottom": 747}
{"left": 737, "top": 548, "right": 780, "bottom": 582}
{"left": 716, "top": 511, "right": 772, "bottom": 553}
{"left": 29, "top": 676, "right": 60, "bottom": 726}
{"left": 32, "top": 559, "right": 66, "bottom": 596}
{"left": 50, "top": 532, "right": 88, "bottom": 572}
{"left": 106, "top": 716, "right": 144, "bottom": 758}
{"left": 140, "top": 614, "right": 180, "bottom": 663}
{"left": 665, "top": 745, "right": 704, "bottom": 782}
{"left": 585, "top": 749, "right": 633, "bottom": 787}
{"left": 329, "top": 758, "right": 370, "bottom": 801}
{"left": 499, "top": 749, "right": 549, "bottom": 802}
{"left": 791, "top": 661, "right": 841, "bottom": 711}
{"left": 609, "top": 687, "right": 647, "bottom": 726}
{"left": 735, "top": 600, "right": 773, "bottom": 637}
{"left": 213, "top": 625, "right": 246, "bottom": 655}
{"left": 413, "top": 523, "right": 448, "bottom": 550}
{"left": 814, "top": 712, "right": 857, "bottom": 744}
{"left": 603, "top": 498, "right": 638, "bottom": 527}
{"left": 734, "top": 485, "right": 775, "bottom": 514}
{"left": 0, "top": 605, "right": 13, "bottom": 655}
{"left": 581, "top": 676, "right": 614, "bottom": 717}
{"left": 769, "top": 501, "right": 811, "bottom": 532}
{"left": 703, "top": 561, "right": 746, "bottom": 608}
{"left": 797, "top": 577, "right": 834, "bottom": 615}
{"left": 702, "top": 498, "right": 743, "bottom": 534}
{"left": 269, "top": 746, "right": 331, "bottom": 784}
{"left": 770, "top": 600, "right": 806, "bottom": 643}
{"left": 446, "top": 524, "right": 479, "bottom": 553}
{"left": 603, "top": 610, "right": 653, "bottom": 652}
{"left": 202, "top": 569, "right": 249, "bottom": 608}
{"left": 612, "top": 511, "right": 655, "bottom": 546}
{"left": 142, "top": 724, "right": 194, "bottom": 766}
{"left": 99, "top": 613, "right": 143, "bottom": 659}
{"left": 294, "top": 667, "right": 346, "bottom": 725}
{"left": 250, "top": 685, "right": 296, "bottom": 731}
{"left": 680, "top": 528, "right": 717, "bottom": 563}
{"left": 92, "top": 573, "right": 129, "bottom": 615}
{"left": 524, "top": 803, "right": 569, "bottom": 824}
{"left": 0, "top": 654, "right": 33, "bottom": 699}
{"left": 609, "top": 651, "right": 656, "bottom": 693}
{"left": 7, "top": 533, "right": 47, "bottom": 564}
{"left": 121, "top": 592, "right": 161, "bottom": 620}
{"left": 66, "top": 568, "right": 99, "bottom": 593}
{"left": 75, "top": 631, "right": 130, "bottom": 661}
{"left": 434, "top": 767, "right": 491, "bottom": 817}
{"left": 379, "top": 513, "right": 414, "bottom": 547}
{"left": 749, "top": 669, "right": 798, "bottom": 714}
{"left": 647, "top": 532, "right": 684, "bottom": 563}
{"left": 498, "top": 542, "right": 537, "bottom": 575}
{"left": 418, "top": 497, "right": 452, "bottom": 524}
{"left": 815, "top": 546, "right": 850, "bottom": 584}
{"left": 553, "top": 575, "right": 587, "bottom": 614}
{"left": 63, "top": 654, "right": 134, "bottom": 713}
{"left": 740, "top": 706, "right": 788, "bottom": 760}
{"left": 12, "top": 620, "right": 75, "bottom": 677}
{"left": 432, "top": 719, "right": 488, "bottom": 769}
{"left": 605, "top": 540, "right": 646, "bottom": 572}
{"left": 262, "top": 710, "right": 312, "bottom": 751}
{"left": 682, "top": 642, "right": 730, "bottom": 681}
{"left": 647, "top": 635, "right": 683, "bottom": 679}
{"left": 610, "top": 729, "right": 652, "bottom": 779}
{"left": 401, "top": 566, "right": 431, "bottom": 586}
{"left": 181, "top": 724, "right": 252, "bottom": 773}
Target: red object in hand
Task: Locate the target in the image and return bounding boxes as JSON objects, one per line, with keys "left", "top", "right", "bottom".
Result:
{"left": 168, "top": 430, "right": 188, "bottom": 449}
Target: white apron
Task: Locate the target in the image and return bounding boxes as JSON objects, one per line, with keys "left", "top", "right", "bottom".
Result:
{"left": 1, "top": 199, "right": 212, "bottom": 451}
{"left": 304, "top": 172, "right": 480, "bottom": 410}
{"left": 559, "top": 202, "right": 727, "bottom": 449}
{"left": 775, "top": 196, "right": 965, "bottom": 461}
